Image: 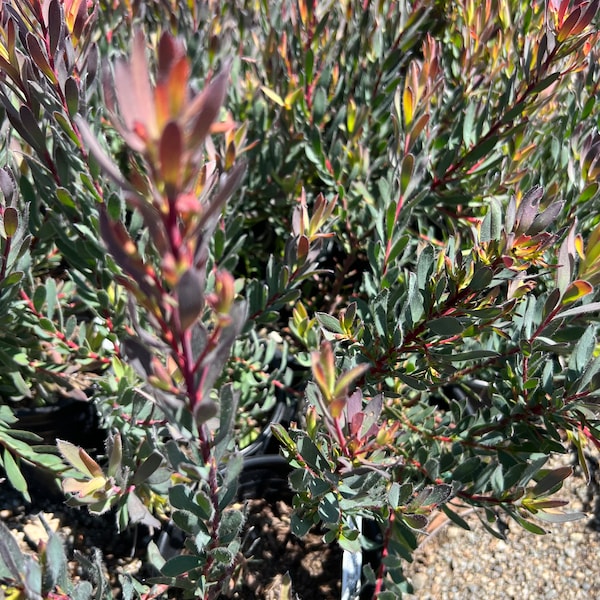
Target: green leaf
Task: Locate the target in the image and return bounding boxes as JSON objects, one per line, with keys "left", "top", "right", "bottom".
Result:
{"left": 513, "top": 514, "right": 547, "bottom": 535}
{"left": 428, "top": 317, "right": 463, "bottom": 335}
{"left": 161, "top": 555, "right": 200, "bottom": 577}
{"left": 402, "top": 513, "right": 428, "bottom": 530}
{"left": 316, "top": 312, "right": 344, "bottom": 334}
{"left": 3, "top": 448, "right": 29, "bottom": 501}
{"left": 318, "top": 493, "right": 340, "bottom": 524}
{"left": 480, "top": 198, "right": 502, "bottom": 242}
{"left": 43, "top": 526, "right": 68, "bottom": 590}
{"left": 297, "top": 435, "right": 330, "bottom": 472}
{"left": 218, "top": 509, "right": 244, "bottom": 544}
{"left": 132, "top": 451, "right": 164, "bottom": 485}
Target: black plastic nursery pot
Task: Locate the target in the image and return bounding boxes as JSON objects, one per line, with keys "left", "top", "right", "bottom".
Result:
{"left": 12, "top": 397, "right": 106, "bottom": 497}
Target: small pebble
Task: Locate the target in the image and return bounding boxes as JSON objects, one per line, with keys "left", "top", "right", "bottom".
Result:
{"left": 404, "top": 454, "right": 600, "bottom": 600}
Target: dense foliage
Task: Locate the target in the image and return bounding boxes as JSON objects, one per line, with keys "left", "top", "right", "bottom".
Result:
{"left": 1, "top": 0, "right": 600, "bottom": 598}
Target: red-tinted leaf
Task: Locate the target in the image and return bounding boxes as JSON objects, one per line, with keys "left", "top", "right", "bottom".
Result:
{"left": 570, "top": 0, "right": 599, "bottom": 36}
{"left": 157, "top": 32, "right": 185, "bottom": 81}
{"left": 112, "top": 33, "right": 156, "bottom": 143}
{"left": 557, "top": 6, "right": 581, "bottom": 42}
{"left": 47, "top": 0, "right": 64, "bottom": 57}
{"left": 186, "top": 61, "right": 231, "bottom": 148}
{"left": 159, "top": 120, "right": 183, "bottom": 190}
{"left": 26, "top": 32, "right": 56, "bottom": 83}
{"left": 166, "top": 56, "right": 190, "bottom": 116}
{"left": 98, "top": 208, "right": 156, "bottom": 301}
{"left": 155, "top": 55, "right": 190, "bottom": 129}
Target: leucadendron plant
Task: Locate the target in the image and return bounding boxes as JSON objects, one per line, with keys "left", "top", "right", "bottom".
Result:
{"left": 50, "top": 25, "right": 336, "bottom": 599}
{"left": 1, "top": 0, "right": 600, "bottom": 599}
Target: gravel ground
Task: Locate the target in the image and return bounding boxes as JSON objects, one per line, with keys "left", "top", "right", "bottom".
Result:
{"left": 402, "top": 452, "right": 600, "bottom": 600}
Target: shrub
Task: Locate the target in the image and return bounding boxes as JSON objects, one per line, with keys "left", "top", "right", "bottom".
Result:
{"left": 0, "top": 0, "right": 600, "bottom": 598}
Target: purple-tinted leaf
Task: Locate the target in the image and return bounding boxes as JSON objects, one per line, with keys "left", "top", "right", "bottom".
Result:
{"left": 571, "top": 0, "right": 599, "bottom": 35}
{"left": 177, "top": 268, "right": 205, "bottom": 330}
{"left": 186, "top": 61, "right": 232, "bottom": 148}
{"left": 98, "top": 208, "right": 156, "bottom": 301}
{"left": 360, "top": 393, "right": 382, "bottom": 437}
{"left": 0, "top": 520, "right": 25, "bottom": 579}
{"left": 528, "top": 199, "right": 564, "bottom": 235}
{"left": 157, "top": 31, "right": 179, "bottom": 81}
{"left": 18, "top": 105, "right": 46, "bottom": 150}
{"left": 85, "top": 42, "right": 99, "bottom": 87}
{"left": 345, "top": 389, "right": 363, "bottom": 424}
{"left": 72, "top": 0, "right": 88, "bottom": 40}
{"left": 159, "top": 120, "right": 183, "bottom": 189}
{"left": 515, "top": 185, "right": 543, "bottom": 235}
{"left": 130, "top": 30, "right": 156, "bottom": 137}
{"left": 543, "top": 287, "right": 562, "bottom": 318}
{"left": 26, "top": 32, "right": 56, "bottom": 83}
{"left": 197, "top": 301, "right": 247, "bottom": 395}
{"left": 194, "top": 399, "right": 219, "bottom": 425}
{"left": 0, "top": 167, "right": 16, "bottom": 202}
{"left": 47, "top": 0, "right": 64, "bottom": 58}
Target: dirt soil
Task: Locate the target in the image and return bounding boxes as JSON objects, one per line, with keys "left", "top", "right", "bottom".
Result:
{"left": 0, "top": 475, "right": 342, "bottom": 600}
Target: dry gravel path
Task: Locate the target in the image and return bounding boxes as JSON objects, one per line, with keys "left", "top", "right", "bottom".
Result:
{"left": 402, "top": 452, "right": 600, "bottom": 600}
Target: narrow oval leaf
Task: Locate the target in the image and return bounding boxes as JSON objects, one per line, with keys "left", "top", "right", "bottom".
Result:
{"left": 177, "top": 268, "right": 205, "bottom": 330}
{"left": 428, "top": 317, "right": 463, "bottom": 336}
{"left": 561, "top": 280, "right": 593, "bottom": 305}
